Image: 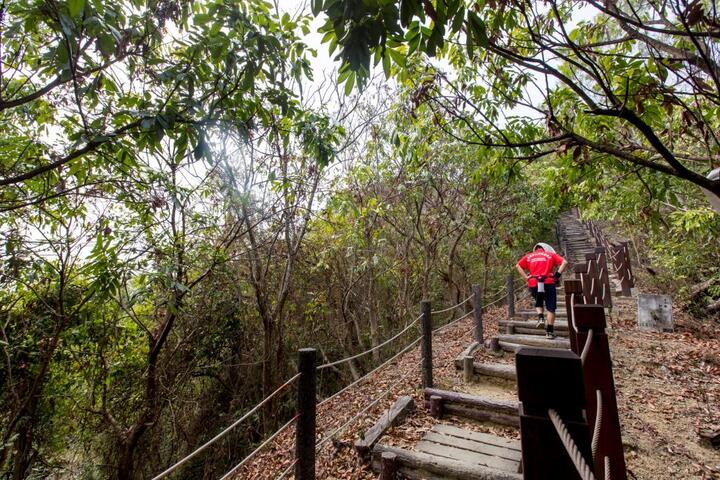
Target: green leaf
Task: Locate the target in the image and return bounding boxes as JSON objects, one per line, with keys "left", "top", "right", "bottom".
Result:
{"left": 467, "top": 11, "right": 488, "bottom": 48}
{"left": 344, "top": 71, "right": 355, "bottom": 96}
{"left": 68, "top": 0, "right": 85, "bottom": 17}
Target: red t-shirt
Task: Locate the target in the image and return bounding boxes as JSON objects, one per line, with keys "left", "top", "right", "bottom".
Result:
{"left": 517, "top": 251, "right": 565, "bottom": 287}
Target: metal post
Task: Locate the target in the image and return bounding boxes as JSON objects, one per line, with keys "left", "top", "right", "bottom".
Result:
{"left": 421, "top": 300, "right": 433, "bottom": 389}
{"left": 573, "top": 305, "right": 628, "bottom": 480}
{"left": 506, "top": 274, "right": 515, "bottom": 319}
{"left": 472, "top": 284, "right": 483, "bottom": 343}
{"left": 516, "top": 347, "right": 593, "bottom": 479}
{"left": 296, "top": 348, "right": 316, "bottom": 480}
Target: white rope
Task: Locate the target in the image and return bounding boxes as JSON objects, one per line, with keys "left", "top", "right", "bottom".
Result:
{"left": 592, "top": 389, "right": 603, "bottom": 464}
{"left": 318, "top": 335, "right": 421, "bottom": 407}
{"left": 316, "top": 361, "right": 419, "bottom": 449}
{"left": 154, "top": 374, "right": 300, "bottom": 480}
{"left": 434, "top": 309, "right": 473, "bottom": 334}
{"left": 431, "top": 293, "right": 474, "bottom": 315}
{"left": 570, "top": 293, "right": 578, "bottom": 333}
{"left": 548, "top": 409, "right": 597, "bottom": 480}
{"left": 218, "top": 416, "right": 298, "bottom": 480}
{"left": 317, "top": 315, "right": 421, "bottom": 371}
{"left": 274, "top": 457, "right": 298, "bottom": 480}
{"left": 580, "top": 328, "right": 594, "bottom": 365}
{"left": 604, "top": 456, "right": 611, "bottom": 480}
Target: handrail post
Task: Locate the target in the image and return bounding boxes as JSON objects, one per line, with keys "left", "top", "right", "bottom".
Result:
{"left": 613, "top": 244, "right": 632, "bottom": 296}
{"left": 296, "top": 348, "right": 317, "bottom": 480}
{"left": 563, "top": 279, "right": 584, "bottom": 352}
{"left": 585, "top": 253, "right": 600, "bottom": 304}
{"left": 472, "top": 284, "right": 483, "bottom": 343}
{"left": 620, "top": 241, "right": 635, "bottom": 288}
{"left": 574, "top": 263, "right": 590, "bottom": 304}
{"left": 506, "top": 274, "right": 515, "bottom": 319}
{"left": 517, "top": 347, "right": 593, "bottom": 479}
{"left": 594, "top": 247, "right": 613, "bottom": 308}
{"left": 573, "top": 305, "right": 628, "bottom": 480}
{"left": 421, "top": 300, "right": 433, "bottom": 389}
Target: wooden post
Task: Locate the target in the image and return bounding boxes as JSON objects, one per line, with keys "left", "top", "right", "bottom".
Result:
{"left": 472, "top": 284, "right": 483, "bottom": 343}
{"left": 506, "top": 274, "right": 515, "bottom": 319}
{"left": 595, "top": 247, "right": 613, "bottom": 308}
{"left": 421, "top": 300, "right": 433, "bottom": 389}
{"left": 296, "top": 348, "right": 316, "bottom": 480}
{"left": 574, "top": 263, "right": 591, "bottom": 304}
{"left": 379, "top": 452, "right": 398, "bottom": 480}
{"left": 516, "top": 347, "right": 593, "bottom": 480}
{"left": 563, "top": 279, "right": 584, "bottom": 352}
{"left": 585, "top": 253, "right": 600, "bottom": 304}
{"left": 429, "top": 395, "right": 443, "bottom": 418}
{"left": 463, "top": 356, "right": 474, "bottom": 383}
{"left": 573, "top": 305, "right": 628, "bottom": 480}
{"left": 620, "top": 241, "right": 635, "bottom": 288}
{"left": 612, "top": 245, "right": 632, "bottom": 296}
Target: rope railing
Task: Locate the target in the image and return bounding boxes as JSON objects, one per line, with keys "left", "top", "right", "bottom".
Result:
{"left": 315, "top": 361, "right": 420, "bottom": 450}
{"left": 317, "top": 316, "right": 421, "bottom": 371}
{"left": 548, "top": 409, "right": 597, "bottom": 480}
{"left": 318, "top": 335, "right": 421, "bottom": 407}
{"left": 274, "top": 457, "right": 299, "bottom": 480}
{"left": 580, "top": 328, "right": 594, "bottom": 364}
{"left": 431, "top": 293, "right": 473, "bottom": 315}
{"left": 219, "top": 416, "right": 298, "bottom": 480}
{"left": 152, "top": 373, "right": 300, "bottom": 480}
{"left": 592, "top": 389, "right": 603, "bottom": 464}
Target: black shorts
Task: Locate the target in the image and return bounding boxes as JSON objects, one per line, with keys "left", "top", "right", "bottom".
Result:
{"left": 529, "top": 284, "right": 557, "bottom": 312}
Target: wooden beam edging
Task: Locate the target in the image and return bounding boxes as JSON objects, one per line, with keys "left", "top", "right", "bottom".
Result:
{"left": 423, "top": 388, "right": 520, "bottom": 426}
{"left": 354, "top": 395, "right": 415, "bottom": 461}
{"left": 371, "top": 444, "right": 523, "bottom": 480}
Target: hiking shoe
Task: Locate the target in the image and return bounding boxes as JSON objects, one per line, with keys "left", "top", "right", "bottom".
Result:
{"left": 535, "top": 320, "right": 545, "bottom": 328}
{"left": 545, "top": 331, "right": 556, "bottom": 339}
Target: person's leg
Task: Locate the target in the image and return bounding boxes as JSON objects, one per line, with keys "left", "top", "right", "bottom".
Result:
{"left": 533, "top": 287, "right": 545, "bottom": 326}
{"left": 545, "top": 284, "right": 557, "bottom": 337}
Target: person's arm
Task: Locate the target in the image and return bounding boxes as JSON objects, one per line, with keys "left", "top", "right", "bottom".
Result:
{"left": 558, "top": 258, "right": 568, "bottom": 274}
{"left": 516, "top": 262, "right": 529, "bottom": 280}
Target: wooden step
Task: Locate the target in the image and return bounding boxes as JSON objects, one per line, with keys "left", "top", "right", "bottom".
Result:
{"left": 454, "top": 360, "right": 517, "bottom": 381}
{"left": 423, "top": 388, "right": 519, "bottom": 427}
{"left": 371, "top": 443, "right": 523, "bottom": 480}
{"left": 495, "top": 334, "right": 571, "bottom": 351}
{"left": 499, "top": 320, "right": 569, "bottom": 331}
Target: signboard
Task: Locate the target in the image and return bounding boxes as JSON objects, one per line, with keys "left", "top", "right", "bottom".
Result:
{"left": 637, "top": 294, "right": 673, "bottom": 332}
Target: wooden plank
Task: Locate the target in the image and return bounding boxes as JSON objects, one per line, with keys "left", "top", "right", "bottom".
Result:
{"left": 454, "top": 341, "right": 480, "bottom": 368}
{"left": 441, "top": 403, "right": 520, "bottom": 427}
{"left": 423, "top": 388, "right": 519, "bottom": 415}
{"left": 416, "top": 441, "right": 519, "bottom": 473}
{"left": 513, "top": 327, "right": 569, "bottom": 337}
{"left": 496, "top": 334, "right": 570, "bottom": 349}
{"left": 432, "top": 424, "right": 520, "bottom": 451}
{"left": 473, "top": 362, "right": 516, "bottom": 380}
{"left": 354, "top": 395, "right": 415, "bottom": 459}
{"left": 423, "top": 431, "right": 522, "bottom": 461}
{"left": 371, "top": 444, "right": 523, "bottom": 480}
{"left": 498, "top": 320, "right": 569, "bottom": 330}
